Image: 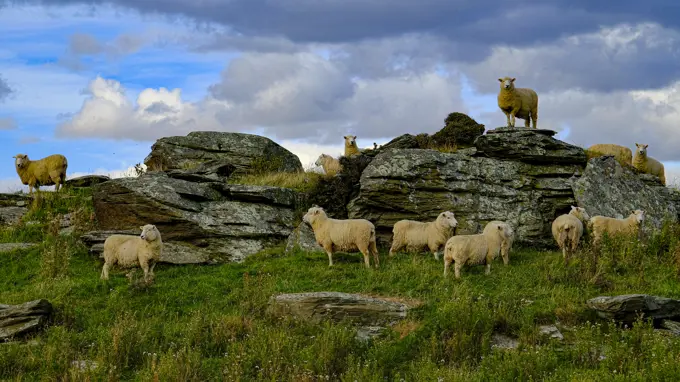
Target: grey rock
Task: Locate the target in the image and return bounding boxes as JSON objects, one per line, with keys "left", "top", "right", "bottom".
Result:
{"left": 89, "top": 172, "right": 300, "bottom": 263}
{"left": 285, "top": 222, "right": 324, "bottom": 254}
{"left": 538, "top": 325, "right": 564, "bottom": 340}
{"left": 586, "top": 294, "right": 680, "bottom": 325}
{"left": 0, "top": 243, "right": 38, "bottom": 253}
{"left": 143, "top": 131, "right": 303, "bottom": 175}
{"left": 661, "top": 320, "right": 680, "bottom": 336}
{"left": 0, "top": 193, "right": 31, "bottom": 226}
{"left": 572, "top": 156, "right": 678, "bottom": 230}
{"left": 491, "top": 333, "right": 519, "bottom": 350}
{"left": 165, "top": 159, "right": 237, "bottom": 182}
{"left": 0, "top": 299, "right": 53, "bottom": 341}
{"left": 474, "top": 128, "right": 587, "bottom": 165}
{"left": 65, "top": 175, "right": 111, "bottom": 188}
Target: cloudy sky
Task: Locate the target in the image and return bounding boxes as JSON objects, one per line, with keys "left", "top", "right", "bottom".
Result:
{"left": 1, "top": 1, "right": 680, "bottom": 192}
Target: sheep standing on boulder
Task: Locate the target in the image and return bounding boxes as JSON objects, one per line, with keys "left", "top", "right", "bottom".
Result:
{"left": 101, "top": 224, "right": 163, "bottom": 283}
{"left": 13, "top": 153, "right": 68, "bottom": 194}
{"left": 589, "top": 209, "right": 645, "bottom": 247}
{"left": 586, "top": 144, "right": 633, "bottom": 168}
{"left": 633, "top": 143, "right": 666, "bottom": 185}
{"left": 344, "top": 135, "right": 360, "bottom": 157}
{"left": 497, "top": 77, "right": 538, "bottom": 129}
{"left": 302, "top": 206, "right": 379, "bottom": 268}
{"left": 551, "top": 206, "right": 591, "bottom": 265}
{"left": 443, "top": 221, "right": 515, "bottom": 279}
{"left": 389, "top": 211, "right": 458, "bottom": 260}
{"left": 315, "top": 154, "right": 342, "bottom": 176}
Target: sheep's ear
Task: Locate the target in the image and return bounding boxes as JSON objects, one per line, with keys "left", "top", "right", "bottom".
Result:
{"left": 139, "top": 226, "right": 144, "bottom": 231}
{"left": 510, "top": 78, "right": 516, "bottom": 82}
{"left": 498, "top": 78, "right": 503, "bottom": 82}
{"left": 497, "top": 226, "right": 502, "bottom": 230}
{"left": 353, "top": 135, "right": 357, "bottom": 139}
{"left": 644, "top": 144, "right": 648, "bottom": 148}
{"left": 635, "top": 143, "right": 640, "bottom": 147}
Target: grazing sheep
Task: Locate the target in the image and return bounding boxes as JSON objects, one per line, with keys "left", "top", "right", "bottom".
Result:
{"left": 344, "top": 135, "right": 360, "bottom": 157}
{"left": 314, "top": 154, "right": 342, "bottom": 176}
{"left": 443, "top": 221, "right": 515, "bottom": 279}
{"left": 633, "top": 143, "right": 666, "bottom": 185}
{"left": 100, "top": 224, "right": 163, "bottom": 282}
{"left": 586, "top": 144, "right": 633, "bottom": 168}
{"left": 497, "top": 77, "right": 539, "bottom": 129}
{"left": 551, "top": 206, "right": 591, "bottom": 265}
{"left": 389, "top": 211, "right": 458, "bottom": 260}
{"left": 302, "top": 206, "right": 379, "bottom": 268}
{"left": 13, "top": 153, "right": 68, "bottom": 194}
{"left": 589, "top": 209, "right": 645, "bottom": 246}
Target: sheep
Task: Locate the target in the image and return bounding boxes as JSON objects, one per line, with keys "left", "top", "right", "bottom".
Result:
{"left": 388, "top": 211, "right": 458, "bottom": 260}
{"left": 443, "top": 220, "right": 515, "bottom": 279}
{"left": 344, "top": 135, "right": 361, "bottom": 157}
{"left": 551, "top": 206, "right": 591, "bottom": 265}
{"left": 589, "top": 209, "right": 645, "bottom": 247}
{"left": 497, "top": 76, "right": 539, "bottom": 129}
{"left": 100, "top": 224, "right": 164, "bottom": 283}
{"left": 586, "top": 144, "right": 633, "bottom": 168}
{"left": 633, "top": 143, "right": 666, "bottom": 185}
{"left": 13, "top": 153, "right": 68, "bottom": 194}
{"left": 302, "top": 205, "right": 379, "bottom": 268}
{"left": 314, "top": 154, "right": 342, "bottom": 176}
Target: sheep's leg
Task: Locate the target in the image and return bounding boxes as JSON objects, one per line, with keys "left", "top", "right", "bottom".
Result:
{"left": 322, "top": 243, "right": 334, "bottom": 267}
{"left": 388, "top": 241, "right": 401, "bottom": 257}
{"left": 531, "top": 108, "right": 538, "bottom": 129}
{"left": 504, "top": 111, "right": 511, "bottom": 127}
{"left": 524, "top": 116, "right": 530, "bottom": 128}
{"left": 501, "top": 245, "right": 510, "bottom": 265}
{"left": 454, "top": 262, "right": 462, "bottom": 279}
{"left": 443, "top": 258, "right": 452, "bottom": 277}
{"left": 357, "top": 243, "right": 371, "bottom": 268}
{"left": 101, "top": 262, "right": 110, "bottom": 280}
{"left": 429, "top": 243, "right": 440, "bottom": 261}
{"left": 140, "top": 259, "right": 150, "bottom": 282}
{"left": 369, "top": 240, "right": 380, "bottom": 268}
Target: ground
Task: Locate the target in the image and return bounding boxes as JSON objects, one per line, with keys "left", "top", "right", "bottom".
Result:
{"left": 2, "top": 188, "right": 680, "bottom": 381}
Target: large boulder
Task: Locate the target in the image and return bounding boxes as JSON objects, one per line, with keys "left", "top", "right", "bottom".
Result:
{"left": 143, "top": 131, "right": 303, "bottom": 176}
{"left": 587, "top": 294, "right": 680, "bottom": 325}
{"left": 64, "top": 175, "right": 111, "bottom": 188}
{"left": 89, "top": 172, "right": 301, "bottom": 263}
{"left": 430, "top": 112, "right": 485, "bottom": 148}
{"left": 474, "top": 128, "right": 587, "bottom": 165}
{"left": 347, "top": 128, "right": 585, "bottom": 247}
{"left": 572, "top": 156, "right": 678, "bottom": 229}
{"left": 0, "top": 299, "right": 53, "bottom": 341}
{"left": 0, "top": 193, "right": 31, "bottom": 226}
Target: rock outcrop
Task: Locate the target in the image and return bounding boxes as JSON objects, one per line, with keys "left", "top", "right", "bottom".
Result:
{"left": 143, "top": 131, "right": 303, "bottom": 176}
{"left": 0, "top": 193, "right": 31, "bottom": 226}
{"left": 0, "top": 299, "right": 53, "bottom": 341}
{"left": 572, "top": 156, "right": 678, "bottom": 229}
{"left": 587, "top": 294, "right": 680, "bottom": 325}
{"left": 64, "top": 175, "right": 111, "bottom": 188}
{"left": 88, "top": 171, "right": 301, "bottom": 263}
{"left": 284, "top": 222, "right": 324, "bottom": 254}
{"left": 347, "top": 128, "right": 586, "bottom": 247}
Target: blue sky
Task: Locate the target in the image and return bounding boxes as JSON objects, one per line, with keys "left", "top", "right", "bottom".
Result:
{"left": 1, "top": 2, "right": 680, "bottom": 192}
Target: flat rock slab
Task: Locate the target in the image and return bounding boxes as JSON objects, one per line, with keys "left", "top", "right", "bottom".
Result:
{"left": 475, "top": 128, "right": 586, "bottom": 164}
{"left": 0, "top": 243, "right": 38, "bottom": 253}
{"left": 0, "top": 299, "right": 53, "bottom": 341}
{"left": 587, "top": 294, "right": 680, "bottom": 325}
{"left": 65, "top": 175, "right": 111, "bottom": 188}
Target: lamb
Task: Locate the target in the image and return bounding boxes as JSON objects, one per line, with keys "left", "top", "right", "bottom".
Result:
{"left": 551, "top": 206, "right": 591, "bottom": 265}
{"left": 344, "top": 135, "right": 361, "bottom": 157}
{"left": 443, "top": 220, "right": 515, "bottom": 279}
{"left": 13, "top": 153, "right": 68, "bottom": 194}
{"left": 497, "top": 76, "right": 539, "bottom": 129}
{"left": 586, "top": 144, "right": 633, "bottom": 168}
{"left": 100, "top": 224, "right": 164, "bottom": 283}
{"left": 314, "top": 154, "right": 342, "bottom": 176}
{"left": 388, "top": 211, "right": 458, "bottom": 260}
{"left": 302, "top": 205, "right": 379, "bottom": 268}
{"left": 589, "top": 209, "right": 645, "bottom": 246}
{"left": 633, "top": 143, "right": 666, "bottom": 185}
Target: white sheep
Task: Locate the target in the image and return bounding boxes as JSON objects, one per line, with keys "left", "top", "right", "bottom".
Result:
{"left": 13, "top": 153, "right": 68, "bottom": 194}
{"left": 589, "top": 209, "right": 645, "bottom": 246}
{"left": 314, "top": 154, "right": 342, "bottom": 176}
{"left": 302, "top": 206, "right": 379, "bottom": 268}
{"left": 388, "top": 211, "right": 458, "bottom": 260}
{"left": 586, "top": 144, "right": 633, "bottom": 168}
{"left": 100, "top": 224, "right": 164, "bottom": 282}
{"left": 344, "top": 135, "right": 360, "bottom": 157}
{"left": 497, "top": 76, "right": 539, "bottom": 129}
{"left": 633, "top": 143, "right": 666, "bottom": 185}
{"left": 551, "top": 206, "right": 591, "bottom": 265}
{"left": 443, "top": 221, "right": 515, "bottom": 279}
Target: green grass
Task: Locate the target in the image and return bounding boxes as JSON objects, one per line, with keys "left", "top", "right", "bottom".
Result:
{"left": 3, "top": 191, "right": 680, "bottom": 380}
{"left": 228, "top": 171, "right": 326, "bottom": 193}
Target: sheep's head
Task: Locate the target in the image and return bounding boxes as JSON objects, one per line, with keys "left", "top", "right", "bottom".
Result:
{"left": 437, "top": 211, "right": 458, "bottom": 229}
{"left": 315, "top": 154, "right": 329, "bottom": 167}
{"left": 635, "top": 143, "right": 649, "bottom": 157}
{"left": 12, "top": 154, "right": 28, "bottom": 169}
{"left": 343, "top": 135, "right": 357, "bottom": 147}
{"left": 498, "top": 77, "right": 516, "bottom": 90}
{"left": 493, "top": 222, "right": 514, "bottom": 241}
{"left": 631, "top": 209, "right": 646, "bottom": 223}
{"left": 302, "top": 206, "right": 326, "bottom": 225}
{"left": 139, "top": 224, "right": 161, "bottom": 242}
{"left": 569, "top": 205, "right": 591, "bottom": 222}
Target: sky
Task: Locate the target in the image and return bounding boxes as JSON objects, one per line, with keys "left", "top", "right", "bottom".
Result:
{"left": 1, "top": 1, "right": 680, "bottom": 192}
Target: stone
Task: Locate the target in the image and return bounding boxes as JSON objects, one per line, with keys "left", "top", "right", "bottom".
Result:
{"left": 491, "top": 333, "right": 519, "bottom": 350}
{"left": 284, "top": 222, "right": 324, "bottom": 254}
{"left": 572, "top": 156, "right": 678, "bottom": 230}
{"left": 0, "top": 299, "right": 53, "bottom": 341}
{"left": 89, "top": 172, "right": 300, "bottom": 263}
{"left": 143, "top": 131, "right": 303, "bottom": 175}
{"left": 661, "top": 320, "right": 680, "bottom": 336}
{"left": 586, "top": 294, "right": 680, "bottom": 325}
{"left": 538, "top": 325, "right": 564, "bottom": 340}
{"left": 0, "top": 193, "right": 31, "bottom": 226}
{"left": 65, "top": 175, "right": 111, "bottom": 188}
{"left": 165, "top": 159, "right": 237, "bottom": 182}
{"left": 474, "top": 128, "right": 587, "bottom": 165}
{"left": 431, "top": 112, "right": 485, "bottom": 148}
{"left": 347, "top": 145, "right": 583, "bottom": 247}
{"left": 0, "top": 243, "right": 38, "bottom": 253}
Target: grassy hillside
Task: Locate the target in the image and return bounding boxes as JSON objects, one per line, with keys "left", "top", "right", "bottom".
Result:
{"left": 2, "top": 189, "right": 680, "bottom": 381}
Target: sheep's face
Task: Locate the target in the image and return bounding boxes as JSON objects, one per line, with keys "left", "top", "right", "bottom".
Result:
{"left": 437, "top": 211, "right": 458, "bottom": 229}
{"left": 497, "top": 223, "right": 514, "bottom": 240}
{"left": 632, "top": 209, "right": 645, "bottom": 223}
{"left": 314, "top": 154, "right": 326, "bottom": 167}
{"left": 302, "top": 206, "right": 326, "bottom": 225}
{"left": 570, "top": 206, "right": 591, "bottom": 221}
{"left": 344, "top": 135, "right": 357, "bottom": 147}
{"left": 635, "top": 143, "right": 649, "bottom": 157}
{"left": 13, "top": 154, "right": 28, "bottom": 169}
{"left": 139, "top": 224, "right": 160, "bottom": 242}
{"left": 498, "top": 77, "right": 516, "bottom": 90}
